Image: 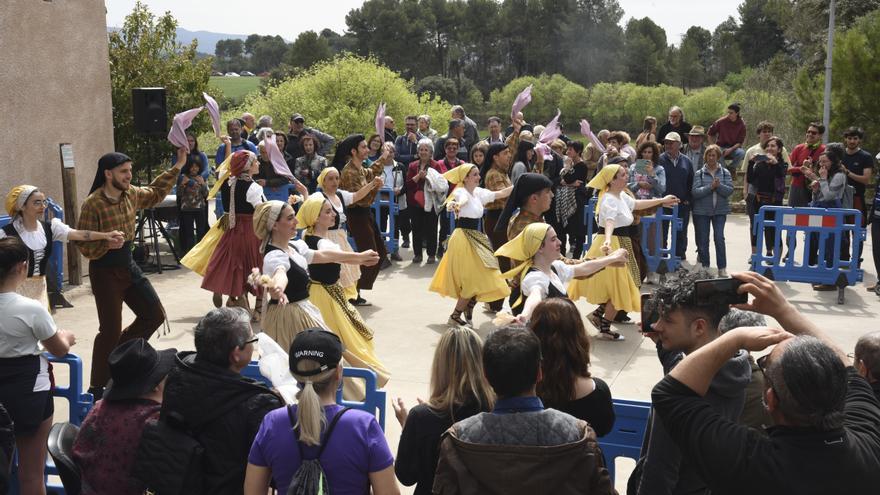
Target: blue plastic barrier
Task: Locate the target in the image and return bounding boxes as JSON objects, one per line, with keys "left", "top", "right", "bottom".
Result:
{"left": 640, "top": 205, "right": 683, "bottom": 274}
{"left": 370, "top": 187, "right": 399, "bottom": 253}
{"left": 243, "top": 361, "right": 387, "bottom": 430}
{"left": 598, "top": 398, "right": 651, "bottom": 484}
{"left": 582, "top": 197, "right": 598, "bottom": 252}
{"left": 446, "top": 211, "right": 484, "bottom": 237}
{"left": 9, "top": 353, "right": 94, "bottom": 495}
{"left": 751, "top": 205, "right": 865, "bottom": 303}
{"left": 0, "top": 197, "right": 65, "bottom": 290}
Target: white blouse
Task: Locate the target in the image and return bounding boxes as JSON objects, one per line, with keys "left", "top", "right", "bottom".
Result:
{"left": 452, "top": 186, "right": 496, "bottom": 219}
{"left": 520, "top": 260, "right": 575, "bottom": 299}
{"left": 324, "top": 190, "right": 354, "bottom": 225}
{"left": 598, "top": 192, "right": 635, "bottom": 229}
{"left": 0, "top": 217, "right": 71, "bottom": 276}
{"left": 262, "top": 239, "right": 315, "bottom": 275}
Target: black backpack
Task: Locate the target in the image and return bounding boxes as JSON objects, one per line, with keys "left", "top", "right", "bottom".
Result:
{"left": 131, "top": 400, "right": 242, "bottom": 495}
{"left": 286, "top": 406, "right": 350, "bottom": 495}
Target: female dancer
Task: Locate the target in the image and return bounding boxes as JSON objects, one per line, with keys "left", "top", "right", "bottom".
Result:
{"left": 295, "top": 195, "right": 391, "bottom": 387}
{"left": 392, "top": 326, "right": 494, "bottom": 494}
{"left": 3, "top": 185, "right": 123, "bottom": 308}
{"left": 496, "top": 222, "right": 626, "bottom": 321}
{"left": 0, "top": 237, "right": 76, "bottom": 494}
{"left": 200, "top": 149, "right": 265, "bottom": 309}
{"left": 569, "top": 165, "right": 678, "bottom": 340}
{"left": 428, "top": 164, "right": 513, "bottom": 326}
{"left": 251, "top": 201, "right": 382, "bottom": 397}
{"left": 315, "top": 166, "right": 382, "bottom": 300}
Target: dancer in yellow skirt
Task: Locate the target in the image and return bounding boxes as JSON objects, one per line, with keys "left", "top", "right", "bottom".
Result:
{"left": 314, "top": 167, "right": 384, "bottom": 301}
{"left": 568, "top": 164, "right": 678, "bottom": 340}
{"left": 295, "top": 195, "right": 391, "bottom": 388}
{"left": 428, "top": 163, "right": 513, "bottom": 327}
{"left": 495, "top": 222, "right": 627, "bottom": 322}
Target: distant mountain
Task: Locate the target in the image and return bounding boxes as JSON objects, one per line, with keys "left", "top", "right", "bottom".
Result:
{"left": 106, "top": 26, "right": 250, "bottom": 56}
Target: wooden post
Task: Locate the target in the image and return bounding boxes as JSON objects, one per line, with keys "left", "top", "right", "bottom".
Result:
{"left": 59, "top": 144, "right": 82, "bottom": 285}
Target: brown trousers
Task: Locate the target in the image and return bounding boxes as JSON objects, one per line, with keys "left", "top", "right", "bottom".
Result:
{"left": 347, "top": 208, "right": 387, "bottom": 291}
{"left": 89, "top": 261, "right": 165, "bottom": 387}
{"left": 484, "top": 209, "right": 510, "bottom": 311}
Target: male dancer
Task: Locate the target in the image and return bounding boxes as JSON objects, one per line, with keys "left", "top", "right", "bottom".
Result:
{"left": 75, "top": 148, "right": 186, "bottom": 398}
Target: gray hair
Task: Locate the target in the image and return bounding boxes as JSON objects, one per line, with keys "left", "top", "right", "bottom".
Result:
{"left": 668, "top": 105, "right": 685, "bottom": 121}
{"left": 257, "top": 115, "right": 273, "bottom": 127}
{"left": 767, "top": 336, "right": 847, "bottom": 430}
{"left": 718, "top": 308, "right": 767, "bottom": 333}
{"left": 418, "top": 114, "right": 432, "bottom": 126}
{"left": 417, "top": 137, "right": 434, "bottom": 155}
{"left": 451, "top": 105, "right": 465, "bottom": 117}
{"left": 193, "top": 307, "right": 252, "bottom": 367}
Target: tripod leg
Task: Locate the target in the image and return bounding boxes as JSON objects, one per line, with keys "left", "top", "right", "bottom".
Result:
{"left": 154, "top": 217, "right": 181, "bottom": 264}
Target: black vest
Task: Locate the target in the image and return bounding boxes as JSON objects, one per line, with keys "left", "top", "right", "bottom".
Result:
{"left": 220, "top": 179, "right": 257, "bottom": 215}
{"left": 304, "top": 235, "right": 341, "bottom": 285}
{"left": 510, "top": 265, "right": 567, "bottom": 315}
{"left": 321, "top": 191, "right": 345, "bottom": 230}
{"left": 3, "top": 221, "right": 53, "bottom": 277}
{"left": 265, "top": 244, "right": 310, "bottom": 303}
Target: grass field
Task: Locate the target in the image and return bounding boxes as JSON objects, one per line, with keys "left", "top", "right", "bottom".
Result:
{"left": 209, "top": 76, "right": 263, "bottom": 101}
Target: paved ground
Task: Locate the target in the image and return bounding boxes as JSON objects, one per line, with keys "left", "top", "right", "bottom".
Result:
{"left": 48, "top": 213, "right": 879, "bottom": 492}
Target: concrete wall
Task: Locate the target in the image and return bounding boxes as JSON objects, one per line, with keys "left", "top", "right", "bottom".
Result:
{"left": 0, "top": 0, "right": 114, "bottom": 222}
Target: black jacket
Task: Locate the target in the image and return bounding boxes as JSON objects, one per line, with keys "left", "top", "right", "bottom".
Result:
{"left": 160, "top": 352, "right": 284, "bottom": 495}
{"left": 652, "top": 368, "right": 880, "bottom": 495}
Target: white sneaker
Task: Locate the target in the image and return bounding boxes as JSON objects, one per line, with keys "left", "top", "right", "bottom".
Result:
{"left": 718, "top": 269, "right": 728, "bottom": 277}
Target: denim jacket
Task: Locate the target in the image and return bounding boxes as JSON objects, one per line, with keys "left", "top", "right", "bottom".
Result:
{"left": 692, "top": 165, "right": 734, "bottom": 216}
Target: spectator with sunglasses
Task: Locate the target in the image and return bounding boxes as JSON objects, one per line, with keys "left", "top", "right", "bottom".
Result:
{"left": 651, "top": 271, "right": 880, "bottom": 494}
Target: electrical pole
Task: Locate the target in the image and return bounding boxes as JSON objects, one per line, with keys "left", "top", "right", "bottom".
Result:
{"left": 823, "top": 0, "right": 836, "bottom": 143}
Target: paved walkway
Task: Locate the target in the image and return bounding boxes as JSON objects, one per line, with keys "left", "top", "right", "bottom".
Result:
{"left": 49, "top": 213, "right": 879, "bottom": 492}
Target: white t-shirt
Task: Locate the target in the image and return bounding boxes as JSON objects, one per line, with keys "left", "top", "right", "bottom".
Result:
{"left": 452, "top": 187, "right": 496, "bottom": 219}
{"left": 520, "top": 260, "right": 575, "bottom": 299}
{"left": 0, "top": 217, "right": 71, "bottom": 276}
{"left": 325, "top": 190, "right": 354, "bottom": 225}
{"left": 598, "top": 192, "right": 635, "bottom": 228}
{"left": 263, "top": 239, "right": 315, "bottom": 276}
{"left": 0, "top": 292, "right": 57, "bottom": 358}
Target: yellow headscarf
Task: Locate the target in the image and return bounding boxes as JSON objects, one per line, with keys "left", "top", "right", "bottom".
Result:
{"left": 316, "top": 167, "right": 338, "bottom": 191}
{"left": 207, "top": 152, "right": 234, "bottom": 200}
{"left": 295, "top": 194, "right": 326, "bottom": 236}
{"left": 442, "top": 163, "right": 477, "bottom": 205}
{"left": 5, "top": 185, "right": 38, "bottom": 216}
{"left": 586, "top": 164, "right": 622, "bottom": 219}
{"left": 495, "top": 222, "right": 551, "bottom": 307}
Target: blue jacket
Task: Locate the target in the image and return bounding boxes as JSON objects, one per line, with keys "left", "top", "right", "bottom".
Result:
{"left": 692, "top": 165, "right": 734, "bottom": 216}
{"left": 215, "top": 140, "right": 257, "bottom": 166}
{"left": 657, "top": 152, "right": 694, "bottom": 203}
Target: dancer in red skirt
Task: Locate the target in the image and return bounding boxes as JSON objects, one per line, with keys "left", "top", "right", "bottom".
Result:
{"left": 201, "top": 150, "right": 266, "bottom": 309}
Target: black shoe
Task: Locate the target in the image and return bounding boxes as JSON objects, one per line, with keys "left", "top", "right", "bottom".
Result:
{"left": 402, "top": 240, "right": 410, "bottom": 249}
{"left": 412, "top": 255, "right": 423, "bottom": 264}
{"left": 380, "top": 258, "right": 392, "bottom": 270}
{"left": 614, "top": 311, "right": 632, "bottom": 324}
{"left": 48, "top": 292, "right": 74, "bottom": 309}
{"left": 351, "top": 296, "right": 372, "bottom": 306}
{"left": 390, "top": 251, "right": 403, "bottom": 261}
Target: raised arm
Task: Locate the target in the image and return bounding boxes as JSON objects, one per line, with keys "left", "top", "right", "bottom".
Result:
{"left": 311, "top": 248, "right": 380, "bottom": 266}
{"left": 634, "top": 194, "right": 679, "bottom": 211}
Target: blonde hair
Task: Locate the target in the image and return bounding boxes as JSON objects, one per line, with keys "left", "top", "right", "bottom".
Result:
{"left": 704, "top": 144, "right": 723, "bottom": 163}
{"left": 427, "top": 327, "right": 495, "bottom": 419}
{"left": 293, "top": 359, "right": 341, "bottom": 446}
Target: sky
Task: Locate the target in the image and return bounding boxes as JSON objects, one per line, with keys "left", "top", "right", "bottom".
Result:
{"left": 105, "top": 0, "right": 742, "bottom": 44}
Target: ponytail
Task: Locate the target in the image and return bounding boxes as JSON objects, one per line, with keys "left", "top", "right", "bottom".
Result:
{"left": 292, "top": 360, "right": 341, "bottom": 446}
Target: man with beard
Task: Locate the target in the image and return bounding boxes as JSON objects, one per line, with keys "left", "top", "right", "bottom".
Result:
{"left": 75, "top": 148, "right": 187, "bottom": 399}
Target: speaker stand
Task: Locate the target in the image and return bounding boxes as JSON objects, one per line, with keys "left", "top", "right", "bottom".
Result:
{"left": 135, "top": 208, "right": 180, "bottom": 274}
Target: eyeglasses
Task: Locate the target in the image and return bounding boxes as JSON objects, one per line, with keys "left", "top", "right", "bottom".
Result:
{"left": 756, "top": 354, "right": 770, "bottom": 374}
{"left": 243, "top": 336, "right": 259, "bottom": 346}
{"left": 30, "top": 200, "right": 49, "bottom": 207}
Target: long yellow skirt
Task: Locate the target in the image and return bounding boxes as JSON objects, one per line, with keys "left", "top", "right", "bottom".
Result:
{"left": 428, "top": 228, "right": 511, "bottom": 302}
{"left": 309, "top": 282, "right": 391, "bottom": 389}
{"left": 180, "top": 218, "right": 224, "bottom": 276}
{"left": 568, "top": 234, "right": 641, "bottom": 313}
{"left": 261, "top": 298, "right": 372, "bottom": 399}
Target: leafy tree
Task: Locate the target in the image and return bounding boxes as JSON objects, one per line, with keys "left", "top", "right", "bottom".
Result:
{"left": 623, "top": 17, "right": 669, "bottom": 85}
{"left": 109, "top": 1, "right": 213, "bottom": 178}
{"left": 711, "top": 16, "right": 744, "bottom": 76}
{"left": 562, "top": 0, "right": 626, "bottom": 86}
{"left": 320, "top": 29, "right": 358, "bottom": 54}
{"left": 236, "top": 54, "right": 450, "bottom": 144}
{"left": 736, "top": 0, "right": 787, "bottom": 67}
{"left": 249, "top": 35, "right": 288, "bottom": 73}
{"left": 486, "top": 74, "right": 589, "bottom": 129}
{"left": 285, "top": 31, "right": 333, "bottom": 70}
{"left": 214, "top": 38, "right": 245, "bottom": 72}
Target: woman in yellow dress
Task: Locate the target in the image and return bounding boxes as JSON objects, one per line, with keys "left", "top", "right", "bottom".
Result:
{"left": 314, "top": 167, "right": 383, "bottom": 301}
{"left": 294, "top": 194, "right": 391, "bottom": 388}
{"left": 568, "top": 164, "right": 678, "bottom": 340}
{"left": 428, "top": 164, "right": 513, "bottom": 327}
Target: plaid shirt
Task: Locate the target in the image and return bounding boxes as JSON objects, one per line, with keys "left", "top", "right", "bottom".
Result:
{"left": 340, "top": 158, "right": 386, "bottom": 208}
{"left": 74, "top": 168, "right": 178, "bottom": 260}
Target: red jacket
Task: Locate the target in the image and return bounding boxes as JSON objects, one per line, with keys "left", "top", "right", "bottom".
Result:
{"left": 708, "top": 116, "right": 747, "bottom": 147}
{"left": 405, "top": 159, "right": 446, "bottom": 208}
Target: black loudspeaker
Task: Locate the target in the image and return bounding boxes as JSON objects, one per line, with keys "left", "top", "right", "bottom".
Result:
{"left": 132, "top": 87, "right": 167, "bottom": 136}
